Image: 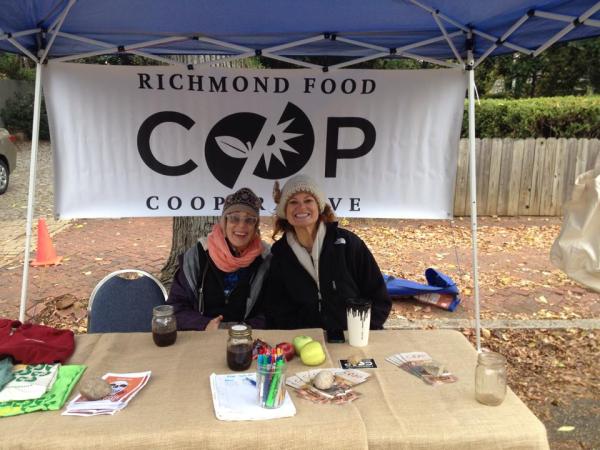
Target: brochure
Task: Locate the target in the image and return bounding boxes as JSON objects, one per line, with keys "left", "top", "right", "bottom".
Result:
{"left": 286, "top": 368, "right": 370, "bottom": 404}
{"left": 386, "top": 352, "right": 457, "bottom": 385}
{"left": 62, "top": 371, "right": 151, "bottom": 416}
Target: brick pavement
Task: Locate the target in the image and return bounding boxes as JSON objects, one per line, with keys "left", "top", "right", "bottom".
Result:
{"left": 2, "top": 215, "right": 599, "bottom": 324}
{"left": 0, "top": 143, "right": 173, "bottom": 318}
{"left": 0, "top": 217, "right": 172, "bottom": 318}
{"left": 0, "top": 141, "right": 69, "bottom": 267}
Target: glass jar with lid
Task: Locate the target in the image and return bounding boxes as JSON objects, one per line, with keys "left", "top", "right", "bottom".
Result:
{"left": 227, "top": 324, "right": 253, "bottom": 371}
{"left": 475, "top": 351, "right": 507, "bottom": 406}
{"left": 152, "top": 305, "right": 177, "bottom": 347}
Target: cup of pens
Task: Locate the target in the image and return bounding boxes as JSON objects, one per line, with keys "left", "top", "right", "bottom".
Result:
{"left": 256, "top": 350, "right": 287, "bottom": 409}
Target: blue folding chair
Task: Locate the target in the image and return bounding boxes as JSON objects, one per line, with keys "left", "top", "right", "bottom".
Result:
{"left": 88, "top": 269, "right": 167, "bottom": 333}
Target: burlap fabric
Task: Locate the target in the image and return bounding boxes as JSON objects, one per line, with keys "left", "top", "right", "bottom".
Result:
{"left": 1, "top": 329, "right": 548, "bottom": 449}
{"left": 1, "top": 329, "right": 367, "bottom": 449}
{"left": 327, "top": 330, "right": 549, "bottom": 450}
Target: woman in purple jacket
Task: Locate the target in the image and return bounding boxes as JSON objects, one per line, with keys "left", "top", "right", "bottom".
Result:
{"left": 166, "top": 188, "right": 271, "bottom": 331}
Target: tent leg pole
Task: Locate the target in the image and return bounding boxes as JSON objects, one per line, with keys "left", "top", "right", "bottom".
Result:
{"left": 467, "top": 67, "right": 481, "bottom": 352}
{"left": 18, "top": 62, "right": 44, "bottom": 323}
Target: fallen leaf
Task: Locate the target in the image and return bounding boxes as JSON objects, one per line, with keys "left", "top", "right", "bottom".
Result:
{"left": 557, "top": 426, "right": 575, "bottom": 432}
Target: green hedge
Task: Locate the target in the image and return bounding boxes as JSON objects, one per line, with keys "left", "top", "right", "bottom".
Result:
{"left": 461, "top": 96, "right": 600, "bottom": 138}
{"left": 1, "top": 88, "right": 598, "bottom": 141}
{"left": 0, "top": 91, "right": 50, "bottom": 140}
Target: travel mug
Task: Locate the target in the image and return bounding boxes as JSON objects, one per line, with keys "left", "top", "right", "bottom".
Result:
{"left": 346, "top": 298, "right": 371, "bottom": 347}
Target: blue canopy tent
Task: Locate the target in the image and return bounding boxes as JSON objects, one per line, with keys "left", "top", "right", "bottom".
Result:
{"left": 2, "top": 0, "right": 600, "bottom": 350}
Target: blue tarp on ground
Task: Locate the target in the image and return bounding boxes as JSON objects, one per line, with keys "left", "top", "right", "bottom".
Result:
{"left": 384, "top": 268, "right": 461, "bottom": 311}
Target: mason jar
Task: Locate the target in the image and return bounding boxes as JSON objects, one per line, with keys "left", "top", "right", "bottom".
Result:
{"left": 475, "top": 351, "right": 507, "bottom": 406}
{"left": 152, "top": 305, "right": 177, "bottom": 347}
{"left": 226, "top": 324, "right": 253, "bottom": 371}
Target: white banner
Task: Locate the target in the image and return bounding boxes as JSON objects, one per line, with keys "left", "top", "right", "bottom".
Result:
{"left": 44, "top": 63, "right": 466, "bottom": 219}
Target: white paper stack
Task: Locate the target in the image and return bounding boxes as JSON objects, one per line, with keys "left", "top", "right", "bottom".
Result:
{"left": 209, "top": 372, "right": 296, "bottom": 421}
{"left": 62, "top": 371, "right": 151, "bottom": 416}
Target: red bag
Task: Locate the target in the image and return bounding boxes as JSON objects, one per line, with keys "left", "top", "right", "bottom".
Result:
{"left": 0, "top": 318, "right": 75, "bottom": 364}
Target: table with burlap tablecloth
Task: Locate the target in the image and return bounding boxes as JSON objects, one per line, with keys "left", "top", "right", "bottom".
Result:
{"left": 326, "top": 329, "right": 549, "bottom": 450}
{"left": 1, "top": 329, "right": 548, "bottom": 449}
{"left": 1, "top": 329, "right": 367, "bottom": 450}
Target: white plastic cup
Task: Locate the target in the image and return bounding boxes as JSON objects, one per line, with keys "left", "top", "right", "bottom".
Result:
{"left": 346, "top": 298, "right": 371, "bottom": 347}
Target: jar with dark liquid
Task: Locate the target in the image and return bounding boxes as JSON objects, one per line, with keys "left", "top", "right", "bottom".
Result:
{"left": 152, "top": 305, "right": 177, "bottom": 347}
{"left": 226, "top": 324, "right": 252, "bottom": 371}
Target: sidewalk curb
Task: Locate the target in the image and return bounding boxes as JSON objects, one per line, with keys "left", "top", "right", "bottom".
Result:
{"left": 385, "top": 318, "right": 600, "bottom": 329}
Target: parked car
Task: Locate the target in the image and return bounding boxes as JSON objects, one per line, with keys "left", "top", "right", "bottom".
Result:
{"left": 0, "top": 128, "right": 18, "bottom": 195}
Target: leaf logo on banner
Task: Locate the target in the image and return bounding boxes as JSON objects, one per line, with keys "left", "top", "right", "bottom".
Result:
{"left": 215, "top": 136, "right": 253, "bottom": 158}
{"left": 205, "top": 103, "right": 314, "bottom": 188}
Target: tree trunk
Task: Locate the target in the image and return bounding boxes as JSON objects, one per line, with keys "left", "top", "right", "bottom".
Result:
{"left": 160, "top": 216, "right": 219, "bottom": 289}
{"left": 529, "top": 72, "right": 538, "bottom": 98}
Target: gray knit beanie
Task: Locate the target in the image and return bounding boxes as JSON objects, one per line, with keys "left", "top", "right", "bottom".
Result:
{"left": 273, "top": 174, "right": 327, "bottom": 219}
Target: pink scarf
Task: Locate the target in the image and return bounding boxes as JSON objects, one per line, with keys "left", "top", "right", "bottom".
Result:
{"left": 206, "top": 223, "right": 263, "bottom": 272}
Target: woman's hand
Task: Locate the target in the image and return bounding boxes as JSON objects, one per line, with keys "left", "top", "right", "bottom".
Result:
{"left": 205, "top": 315, "right": 223, "bottom": 331}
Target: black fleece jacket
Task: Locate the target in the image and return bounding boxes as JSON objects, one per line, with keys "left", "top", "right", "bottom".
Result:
{"left": 265, "top": 222, "right": 391, "bottom": 330}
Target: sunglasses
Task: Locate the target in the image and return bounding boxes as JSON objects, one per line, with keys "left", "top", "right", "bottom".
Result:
{"left": 226, "top": 214, "right": 258, "bottom": 226}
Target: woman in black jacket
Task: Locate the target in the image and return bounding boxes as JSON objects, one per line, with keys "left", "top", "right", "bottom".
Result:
{"left": 166, "top": 188, "right": 270, "bottom": 331}
{"left": 265, "top": 174, "right": 391, "bottom": 330}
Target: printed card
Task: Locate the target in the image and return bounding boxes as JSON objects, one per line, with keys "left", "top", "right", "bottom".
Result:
{"left": 340, "top": 358, "right": 377, "bottom": 369}
{"left": 386, "top": 352, "right": 457, "bottom": 385}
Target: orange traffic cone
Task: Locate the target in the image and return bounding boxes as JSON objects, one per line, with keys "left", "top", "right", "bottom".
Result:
{"left": 30, "top": 217, "right": 63, "bottom": 266}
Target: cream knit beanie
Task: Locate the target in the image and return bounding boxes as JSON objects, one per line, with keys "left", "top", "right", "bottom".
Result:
{"left": 273, "top": 174, "right": 327, "bottom": 219}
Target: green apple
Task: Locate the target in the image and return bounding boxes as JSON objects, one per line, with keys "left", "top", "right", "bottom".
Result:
{"left": 300, "top": 341, "right": 326, "bottom": 366}
{"left": 293, "top": 335, "right": 314, "bottom": 354}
